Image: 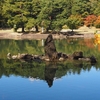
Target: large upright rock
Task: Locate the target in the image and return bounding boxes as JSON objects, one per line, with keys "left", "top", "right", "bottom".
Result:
{"left": 44, "top": 34, "right": 58, "bottom": 61}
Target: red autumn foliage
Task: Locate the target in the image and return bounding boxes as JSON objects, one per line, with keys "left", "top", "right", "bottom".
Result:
{"left": 94, "top": 16, "right": 100, "bottom": 28}
{"left": 84, "top": 15, "right": 97, "bottom": 27}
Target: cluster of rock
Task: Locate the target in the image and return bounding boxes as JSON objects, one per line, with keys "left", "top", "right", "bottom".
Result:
{"left": 7, "top": 53, "right": 44, "bottom": 62}
{"left": 7, "top": 34, "right": 97, "bottom": 64}
{"left": 44, "top": 34, "right": 97, "bottom": 64}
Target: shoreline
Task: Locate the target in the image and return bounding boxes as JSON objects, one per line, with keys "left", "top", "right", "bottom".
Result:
{"left": 0, "top": 32, "right": 95, "bottom": 40}
{"left": 0, "top": 29, "right": 96, "bottom": 40}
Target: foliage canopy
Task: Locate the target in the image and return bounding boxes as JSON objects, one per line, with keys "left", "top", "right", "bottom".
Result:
{"left": 1, "top": 0, "right": 100, "bottom": 32}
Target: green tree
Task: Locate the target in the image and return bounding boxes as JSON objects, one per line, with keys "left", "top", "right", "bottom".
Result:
{"left": 1, "top": 0, "right": 100, "bottom": 32}
{"left": 72, "top": 0, "right": 93, "bottom": 17}
{"left": 94, "top": 2, "right": 100, "bottom": 16}
{"left": 66, "top": 15, "right": 83, "bottom": 31}
{"left": 0, "top": 1, "right": 3, "bottom": 27}
{"left": 38, "top": 0, "right": 72, "bottom": 32}
{"left": 37, "top": 1, "right": 53, "bottom": 32}
{"left": 2, "top": 0, "right": 27, "bottom": 32}
{"left": 2, "top": 0, "right": 41, "bottom": 32}
{"left": 0, "top": 0, "right": 7, "bottom": 28}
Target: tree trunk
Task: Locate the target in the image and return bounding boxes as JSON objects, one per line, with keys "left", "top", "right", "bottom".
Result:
{"left": 46, "top": 28, "right": 49, "bottom": 32}
{"left": 35, "top": 25, "right": 38, "bottom": 32}
{"left": 71, "top": 28, "right": 73, "bottom": 32}
{"left": 22, "top": 25, "right": 24, "bottom": 32}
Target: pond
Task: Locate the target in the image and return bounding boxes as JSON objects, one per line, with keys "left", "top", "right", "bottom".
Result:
{"left": 0, "top": 38, "right": 100, "bottom": 100}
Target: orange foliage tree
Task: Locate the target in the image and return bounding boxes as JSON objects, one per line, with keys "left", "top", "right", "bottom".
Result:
{"left": 94, "top": 16, "right": 100, "bottom": 28}
{"left": 84, "top": 15, "right": 97, "bottom": 27}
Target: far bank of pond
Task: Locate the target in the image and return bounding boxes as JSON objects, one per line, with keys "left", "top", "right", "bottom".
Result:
{"left": 0, "top": 31, "right": 95, "bottom": 40}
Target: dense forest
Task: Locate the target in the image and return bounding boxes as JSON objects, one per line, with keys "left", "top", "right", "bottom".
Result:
{"left": 0, "top": 0, "right": 100, "bottom": 32}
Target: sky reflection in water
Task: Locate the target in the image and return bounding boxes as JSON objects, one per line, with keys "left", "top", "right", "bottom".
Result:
{"left": 0, "top": 67, "right": 100, "bottom": 100}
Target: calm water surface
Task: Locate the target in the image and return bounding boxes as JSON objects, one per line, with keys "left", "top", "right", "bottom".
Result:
{"left": 0, "top": 38, "right": 100, "bottom": 100}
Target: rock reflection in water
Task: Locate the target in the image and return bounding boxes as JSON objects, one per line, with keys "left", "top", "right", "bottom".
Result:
{"left": 45, "top": 63, "right": 58, "bottom": 87}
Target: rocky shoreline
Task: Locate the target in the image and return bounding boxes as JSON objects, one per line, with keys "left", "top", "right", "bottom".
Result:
{"left": 0, "top": 26, "right": 99, "bottom": 39}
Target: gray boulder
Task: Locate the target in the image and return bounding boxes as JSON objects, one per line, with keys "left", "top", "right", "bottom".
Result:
{"left": 44, "top": 34, "right": 58, "bottom": 61}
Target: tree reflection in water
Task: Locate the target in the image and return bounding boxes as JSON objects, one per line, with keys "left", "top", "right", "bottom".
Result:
{"left": 0, "top": 59, "right": 99, "bottom": 87}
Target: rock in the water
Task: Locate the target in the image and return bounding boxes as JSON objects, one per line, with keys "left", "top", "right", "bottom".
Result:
{"left": 90, "top": 56, "right": 97, "bottom": 64}
{"left": 20, "top": 54, "right": 33, "bottom": 60}
{"left": 72, "top": 51, "right": 83, "bottom": 60}
{"left": 44, "top": 34, "right": 58, "bottom": 61}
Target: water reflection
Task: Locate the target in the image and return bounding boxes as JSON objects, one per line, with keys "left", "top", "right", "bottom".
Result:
{"left": 29, "top": 76, "right": 40, "bottom": 82}
{"left": 0, "top": 38, "right": 100, "bottom": 88}
{"left": 0, "top": 59, "right": 99, "bottom": 87}
{"left": 0, "top": 38, "right": 97, "bottom": 59}
{"left": 45, "top": 63, "right": 58, "bottom": 87}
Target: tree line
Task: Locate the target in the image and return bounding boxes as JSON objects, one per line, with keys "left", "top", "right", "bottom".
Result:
{"left": 0, "top": 0, "right": 100, "bottom": 32}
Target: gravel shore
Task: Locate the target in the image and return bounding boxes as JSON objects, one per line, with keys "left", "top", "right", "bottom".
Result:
{"left": 0, "top": 28, "right": 97, "bottom": 40}
{"left": 0, "top": 32, "right": 95, "bottom": 40}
